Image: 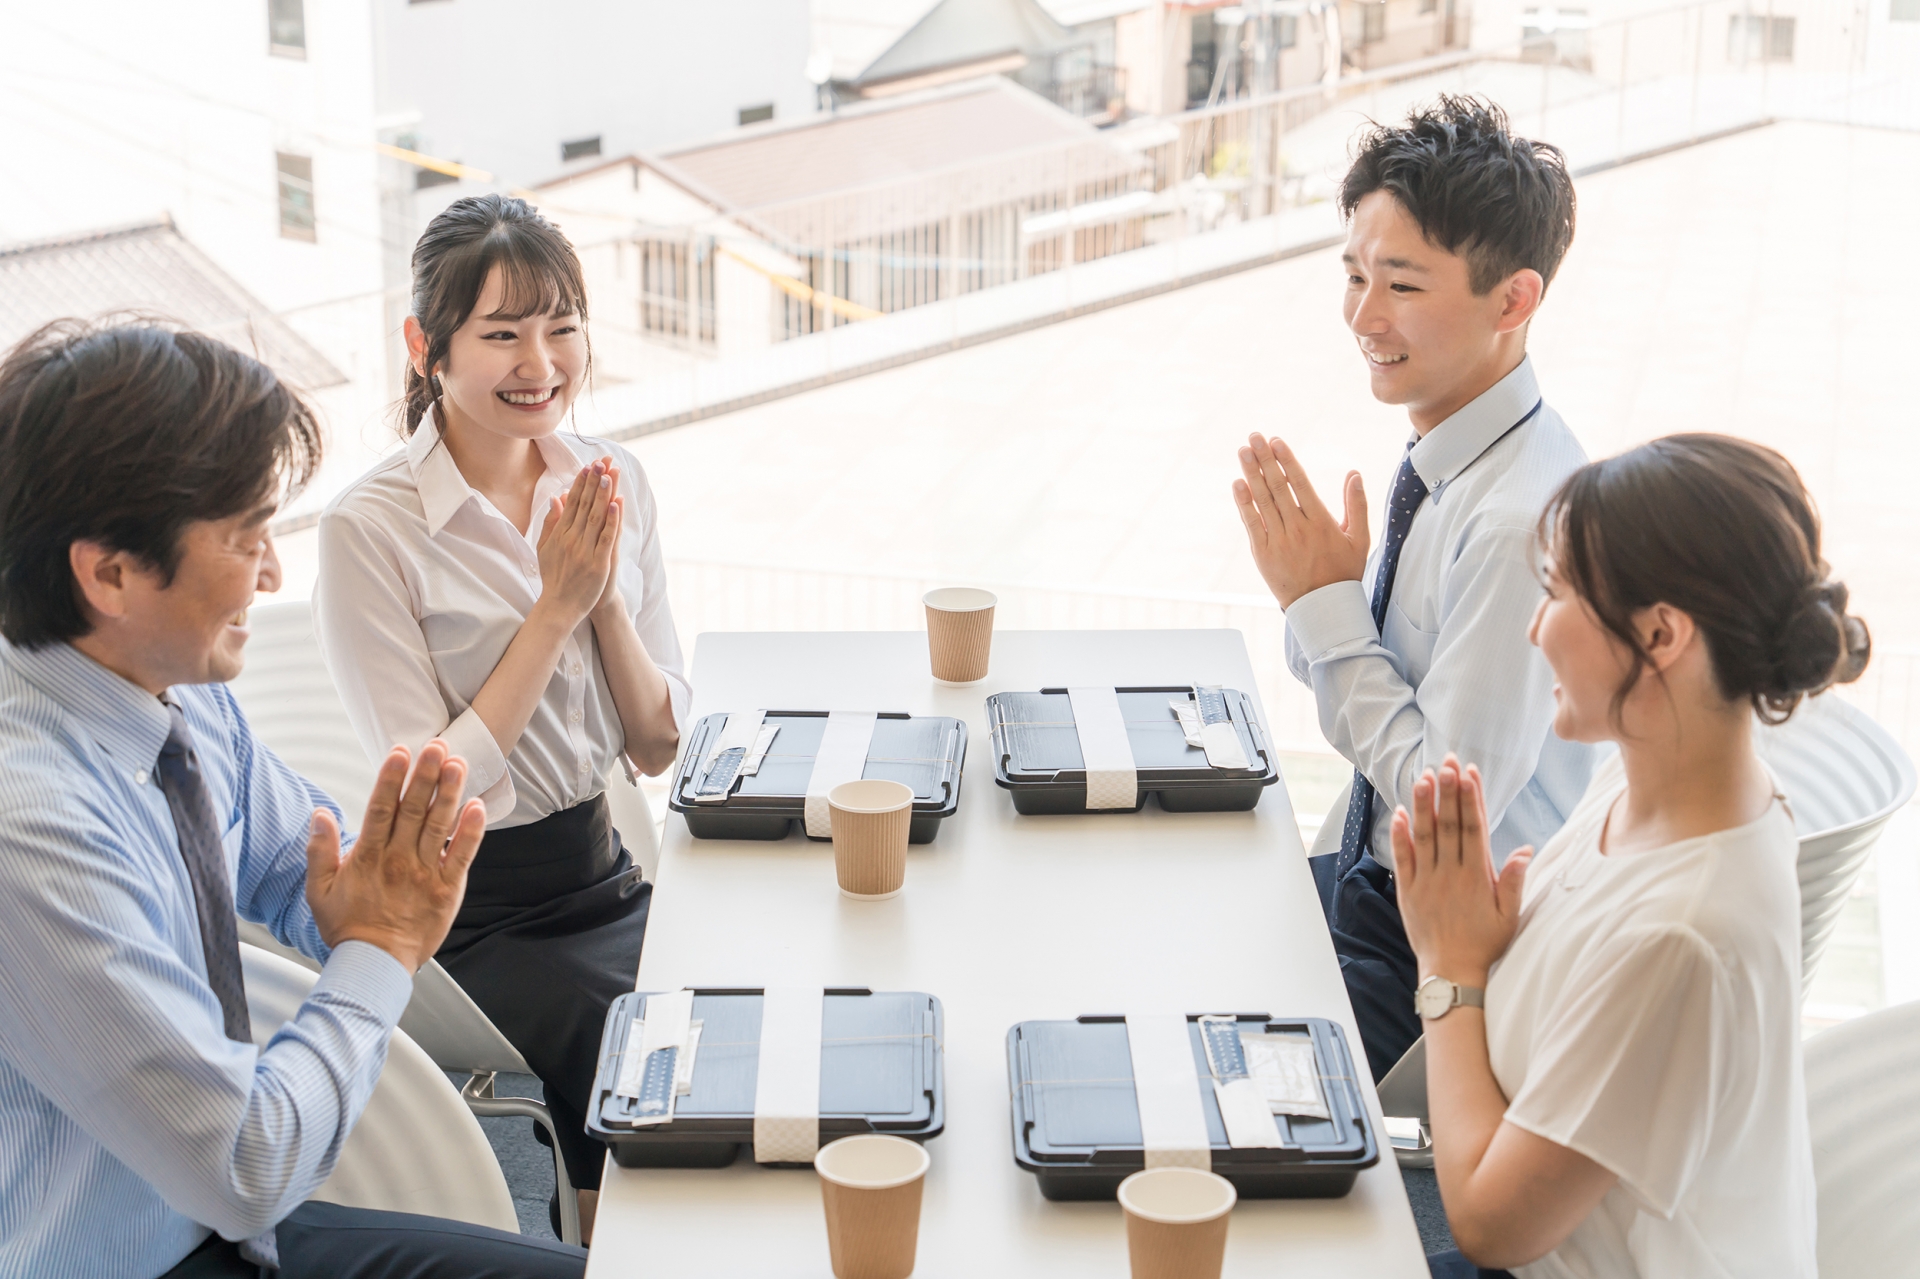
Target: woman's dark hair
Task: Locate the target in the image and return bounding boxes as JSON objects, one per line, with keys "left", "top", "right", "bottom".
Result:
{"left": 1542, "top": 433, "right": 1870, "bottom": 725}
{"left": 0, "top": 318, "right": 322, "bottom": 648}
{"left": 404, "top": 193, "right": 589, "bottom": 434}
{"left": 1341, "top": 95, "right": 1576, "bottom": 295}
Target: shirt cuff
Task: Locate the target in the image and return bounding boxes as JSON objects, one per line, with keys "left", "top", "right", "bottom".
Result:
{"left": 313, "top": 940, "right": 416, "bottom": 1026}
{"left": 1283, "top": 580, "right": 1378, "bottom": 660}
{"left": 438, "top": 706, "right": 515, "bottom": 822}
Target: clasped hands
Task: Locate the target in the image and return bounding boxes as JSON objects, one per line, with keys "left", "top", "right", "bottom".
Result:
{"left": 1232, "top": 433, "right": 1370, "bottom": 609}
{"left": 536, "top": 456, "right": 628, "bottom": 628}
{"left": 1394, "top": 755, "right": 1534, "bottom": 987}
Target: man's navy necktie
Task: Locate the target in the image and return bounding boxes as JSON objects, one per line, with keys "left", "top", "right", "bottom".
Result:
{"left": 1333, "top": 448, "right": 1430, "bottom": 882}
{"left": 155, "top": 701, "right": 252, "bottom": 1044}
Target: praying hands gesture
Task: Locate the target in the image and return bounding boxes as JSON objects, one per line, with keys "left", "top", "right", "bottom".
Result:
{"left": 1393, "top": 754, "right": 1532, "bottom": 986}
{"left": 536, "top": 458, "right": 622, "bottom": 629}
{"left": 1232, "top": 434, "right": 1371, "bottom": 609}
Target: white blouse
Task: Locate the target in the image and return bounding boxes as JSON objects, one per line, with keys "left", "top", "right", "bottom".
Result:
{"left": 1486, "top": 753, "right": 1816, "bottom": 1279}
{"left": 314, "top": 410, "right": 690, "bottom": 829}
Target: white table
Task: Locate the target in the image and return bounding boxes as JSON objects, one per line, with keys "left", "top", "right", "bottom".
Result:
{"left": 587, "top": 630, "right": 1425, "bottom": 1277}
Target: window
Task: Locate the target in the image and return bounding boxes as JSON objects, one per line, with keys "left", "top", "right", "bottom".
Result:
{"left": 1728, "top": 13, "right": 1795, "bottom": 60}
{"left": 1363, "top": 1, "right": 1388, "bottom": 44}
{"left": 276, "top": 152, "right": 315, "bottom": 241}
{"left": 268, "top": 0, "right": 306, "bottom": 58}
{"left": 416, "top": 167, "right": 459, "bottom": 189}
{"left": 1277, "top": 14, "right": 1298, "bottom": 47}
{"left": 1186, "top": 13, "right": 1217, "bottom": 104}
{"left": 738, "top": 103, "right": 774, "bottom": 126}
{"left": 561, "top": 135, "right": 602, "bottom": 162}
{"left": 1896, "top": 0, "right": 1920, "bottom": 21}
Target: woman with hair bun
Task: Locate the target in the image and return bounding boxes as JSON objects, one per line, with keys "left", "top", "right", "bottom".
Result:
{"left": 315, "top": 194, "right": 687, "bottom": 1239}
{"left": 1399, "top": 434, "right": 1867, "bottom": 1278}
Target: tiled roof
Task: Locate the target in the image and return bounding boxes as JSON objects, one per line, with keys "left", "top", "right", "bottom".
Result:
{"left": 658, "top": 77, "right": 1109, "bottom": 213}
{"left": 0, "top": 220, "right": 347, "bottom": 389}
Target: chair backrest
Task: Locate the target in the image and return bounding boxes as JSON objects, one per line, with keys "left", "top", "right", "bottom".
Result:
{"left": 240, "top": 943, "right": 519, "bottom": 1232}
{"left": 1805, "top": 999, "right": 1920, "bottom": 1279}
{"left": 236, "top": 920, "right": 531, "bottom": 1076}
{"left": 1755, "top": 694, "right": 1917, "bottom": 992}
{"left": 227, "top": 599, "right": 374, "bottom": 822}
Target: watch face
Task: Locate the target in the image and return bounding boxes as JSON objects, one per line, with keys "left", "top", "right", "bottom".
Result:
{"left": 1416, "top": 977, "right": 1452, "bottom": 1020}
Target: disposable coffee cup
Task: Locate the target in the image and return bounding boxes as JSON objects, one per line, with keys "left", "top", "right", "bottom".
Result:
{"left": 828, "top": 779, "right": 913, "bottom": 899}
{"left": 816, "top": 1134, "right": 931, "bottom": 1279}
{"left": 922, "top": 587, "right": 996, "bottom": 683}
{"left": 1118, "top": 1167, "right": 1236, "bottom": 1279}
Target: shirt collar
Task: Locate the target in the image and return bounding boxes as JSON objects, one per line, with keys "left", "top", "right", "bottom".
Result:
{"left": 1407, "top": 356, "right": 1543, "bottom": 491}
{"left": 405, "top": 403, "right": 593, "bottom": 538}
{"left": 1, "top": 636, "right": 173, "bottom": 770}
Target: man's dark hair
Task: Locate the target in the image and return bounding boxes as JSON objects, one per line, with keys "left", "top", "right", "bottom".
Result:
{"left": 1340, "top": 95, "right": 1576, "bottom": 295}
{"left": 0, "top": 319, "right": 322, "bottom": 648}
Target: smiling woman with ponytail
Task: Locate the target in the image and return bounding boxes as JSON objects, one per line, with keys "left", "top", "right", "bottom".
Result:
{"left": 314, "top": 194, "right": 688, "bottom": 1240}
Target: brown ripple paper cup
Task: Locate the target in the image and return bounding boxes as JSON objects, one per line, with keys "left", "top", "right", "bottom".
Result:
{"left": 922, "top": 587, "right": 996, "bottom": 683}
{"left": 1118, "top": 1168, "right": 1236, "bottom": 1279}
{"left": 828, "top": 779, "right": 913, "bottom": 899}
{"left": 816, "top": 1134, "right": 930, "bottom": 1279}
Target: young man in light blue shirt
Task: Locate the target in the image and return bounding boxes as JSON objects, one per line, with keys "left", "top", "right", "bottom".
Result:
{"left": 0, "top": 320, "right": 586, "bottom": 1278}
{"left": 1233, "top": 97, "right": 1596, "bottom": 1084}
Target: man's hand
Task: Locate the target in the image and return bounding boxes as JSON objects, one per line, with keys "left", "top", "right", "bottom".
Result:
{"left": 305, "top": 741, "right": 486, "bottom": 973}
{"left": 1393, "top": 755, "right": 1530, "bottom": 987}
{"left": 1232, "top": 433, "right": 1370, "bottom": 608}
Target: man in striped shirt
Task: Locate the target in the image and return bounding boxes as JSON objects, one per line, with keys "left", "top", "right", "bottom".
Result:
{"left": 0, "top": 321, "right": 585, "bottom": 1278}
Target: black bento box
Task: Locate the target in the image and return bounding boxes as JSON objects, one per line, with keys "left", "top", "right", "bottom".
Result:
{"left": 589, "top": 988, "right": 945, "bottom": 1168}
{"left": 987, "top": 687, "right": 1277, "bottom": 814}
{"left": 668, "top": 711, "right": 966, "bottom": 843}
{"left": 1006, "top": 1014, "right": 1377, "bottom": 1200}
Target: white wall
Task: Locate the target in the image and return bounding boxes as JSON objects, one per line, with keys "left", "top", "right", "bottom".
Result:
{"left": 376, "top": 0, "right": 816, "bottom": 190}
{"left": 0, "top": 0, "right": 398, "bottom": 515}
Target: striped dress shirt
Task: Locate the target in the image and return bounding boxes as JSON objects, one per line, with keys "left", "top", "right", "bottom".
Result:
{"left": 1286, "top": 356, "right": 1598, "bottom": 868}
{"left": 0, "top": 637, "right": 414, "bottom": 1279}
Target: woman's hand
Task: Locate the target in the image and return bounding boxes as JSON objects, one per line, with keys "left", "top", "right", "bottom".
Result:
{"left": 1393, "top": 754, "right": 1532, "bottom": 985}
{"left": 534, "top": 460, "right": 619, "bottom": 628}
{"left": 588, "top": 458, "right": 628, "bottom": 624}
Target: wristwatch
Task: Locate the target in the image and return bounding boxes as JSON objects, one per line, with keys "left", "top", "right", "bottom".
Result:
{"left": 1415, "top": 974, "right": 1485, "bottom": 1021}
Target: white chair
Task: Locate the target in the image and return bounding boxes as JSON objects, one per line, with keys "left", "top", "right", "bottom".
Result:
{"left": 239, "top": 943, "right": 518, "bottom": 1232}
{"left": 229, "top": 598, "right": 662, "bottom": 1244}
{"left": 1755, "top": 693, "right": 1916, "bottom": 994}
{"left": 1375, "top": 694, "right": 1915, "bottom": 1166}
{"left": 1805, "top": 999, "right": 1920, "bottom": 1278}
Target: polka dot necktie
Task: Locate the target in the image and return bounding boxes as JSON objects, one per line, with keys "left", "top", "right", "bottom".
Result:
{"left": 155, "top": 701, "right": 252, "bottom": 1044}
{"left": 1333, "top": 446, "right": 1429, "bottom": 884}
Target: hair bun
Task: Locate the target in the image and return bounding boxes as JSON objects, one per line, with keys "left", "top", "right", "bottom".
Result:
{"left": 1769, "top": 579, "right": 1871, "bottom": 708}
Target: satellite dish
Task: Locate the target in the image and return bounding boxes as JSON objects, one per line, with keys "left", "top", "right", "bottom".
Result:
{"left": 807, "top": 51, "right": 834, "bottom": 86}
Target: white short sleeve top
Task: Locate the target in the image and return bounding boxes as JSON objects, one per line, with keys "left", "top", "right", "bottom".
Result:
{"left": 1485, "top": 753, "right": 1817, "bottom": 1279}
{"left": 314, "top": 410, "right": 690, "bottom": 829}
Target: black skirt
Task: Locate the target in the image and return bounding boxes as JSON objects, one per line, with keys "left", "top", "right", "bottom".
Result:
{"left": 436, "top": 792, "right": 650, "bottom": 1191}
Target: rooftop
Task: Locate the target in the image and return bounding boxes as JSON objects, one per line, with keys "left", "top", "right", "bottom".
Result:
{"left": 0, "top": 220, "right": 346, "bottom": 391}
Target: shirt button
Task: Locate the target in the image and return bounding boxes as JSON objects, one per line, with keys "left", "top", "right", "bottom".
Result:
{"left": 571, "top": 710, "right": 583, "bottom": 723}
{"left": 571, "top": 664, "right": 582, "bottom": 677}
{"left": 134, "top": 769, "right": 148, "bottom": 786}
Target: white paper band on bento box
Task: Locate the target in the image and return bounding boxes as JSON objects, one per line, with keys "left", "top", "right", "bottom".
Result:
{"left": 752, "top": 986, "right": 825, "bottom": 1163}
{"left": 702, "top": 710, "right": 766, "bottom": 771}
{"left": 1068, "top": 686, "right": 1137, "bottom": 810}
{"left": 803, "top": 711, "right": 879, "bottom": 837}
{"left": 1125, "top": 1013, "right": 1212, "bottom": 1170}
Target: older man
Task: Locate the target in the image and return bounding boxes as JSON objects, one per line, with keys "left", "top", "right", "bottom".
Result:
{"left": 0, "top": 320, "right": 586, "bottom": 1278}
